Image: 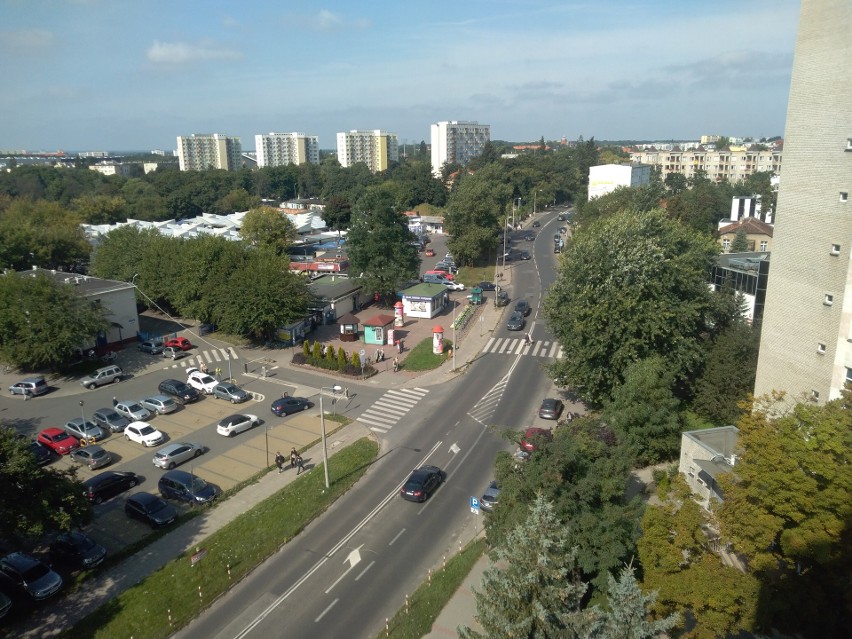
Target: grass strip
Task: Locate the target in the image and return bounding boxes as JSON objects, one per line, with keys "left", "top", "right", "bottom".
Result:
{"left": 63, "top": 437, "right": 379, "bottom": 639}
{"left": 401, "top": 337, "right": 454, "bottom": 371}
{"left": 379, "top": 538, "right": 486, "bottom": 639}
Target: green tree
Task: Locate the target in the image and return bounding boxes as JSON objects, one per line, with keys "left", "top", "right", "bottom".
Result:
{"left": 337, "top": 347, "right": 347, "bottom": 369}
{"left": 663, "top": 172, "right": 688, "bottom": 195}
{"left": 544, "top": 208, "right": 718, "bottom": 405}
{"left": 216, "top": 187, "right": 259, "bottom": 213}
{"left": 460, "top": 496, "right": 587, "bottom": 639}
{"left": 322, "top": 195, "right": 352, "bottom": 234}
{"left": 730, "top": 228, "right": 749, "bottom": 253}
{"left": 0, "top": 272, "right": 110, "bottom": 369}
{"left": 239, "top": 206, "right": 297, "bottom": 254}
{"left": 0, "top": 199, "right": 91, "bottom": 271}
{"left": 312, "top": 341, "right": 322, "bottom": 362}
{"left": 69, "top": 194, "right": 128, "bottom": 224}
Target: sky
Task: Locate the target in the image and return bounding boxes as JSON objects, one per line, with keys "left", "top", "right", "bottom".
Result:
{"left": 0, "top": 0, "right": 802, "bottom": 152}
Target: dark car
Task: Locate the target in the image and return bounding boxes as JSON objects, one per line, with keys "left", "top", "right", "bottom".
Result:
{"left": 524, "top": 233, "right": 535, "bottom": 241}
{"left": 532, "top": 220, "right": 541, "bottom": 227}
{"left": 538, "top": 398, "right": 564, "bottom": 420}
{"left": 0, "top": 552, "right": 63, "bottom": 600}
{"left": 212, "top": 383, "right": 250, "bottom": 404}
{"left": 514, "top": 299, "right": 531, "bottom": 316}
{"left": 495, "top": 291, "right": 510, "bottom": 307}
{"left": 125, "top": 492, "right": 178, "bottom": 528}
{"left": 49, "top": 532, "right": 107, "bottom": 570}
{"left": 557, "top": 214, "right": 566, "bottom": 221}
{"left": 480, "top": 481, "right": 501, "bottom": 513}
{"left": 28, "top": 441, "right": 53, "bottom": 466}
{"left": 70, "top": 444, "right": 113, "bottom": 470}
{"left": 519, "top": 250, "right": 531, "bottom": 260}
{"left": 400, "top": 465, "right": 444, "bottom": 502}
{"left": 137, "top": 340, "right": 164, "bottom": 355}
{"left": 506, "top": 311, "right": 526, "bottom": 331}
{"left": 520, "top": 427, "right": 553, "bottom": 452}
{"left": 478, "top": 281, "right": 497, "bottom": 291}
{"left": 158, "top": 378, "right": 200, "bottom": 404}
{"left": 271, "top": 397, "right": 313, "bottom": 416}
{"left": 82, "top": 470, "right": 138, "bottom": 504}
{"left": 159, "top": 469, "right": 218, "bottom": 504}
{"left": 91, "top": 408, "right": 130, "bottom": 433}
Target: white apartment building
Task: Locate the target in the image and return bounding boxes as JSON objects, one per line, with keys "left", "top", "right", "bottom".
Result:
{"left": 630, "top": 147, "right": 782, "bottom": 183}
{"left": 753, "top": 0, "right": 852, "bottom": 406}
{"left": 255, "top": 132, "right": 320, "bottom": 168}
{"left": 176, "top": 134, "right": 242, "bottom": 171}
{"left": 430, "top": 121, "right": 491, "bottom": 177}
{"left": 336, "top": 130, "right": 398, "bottom": 173}
{"left": 587, "top": 163, "right": 651, "bottom": 200}
{"left": 89, "top": 163, "right": 133, "bottom": 177}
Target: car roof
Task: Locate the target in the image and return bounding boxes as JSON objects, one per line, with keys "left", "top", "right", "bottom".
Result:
{"left": 41, "top": 427, "right": 65, "bottom": 436}
{"left": 128, "top": 492, "right": 160, "bottom": 505}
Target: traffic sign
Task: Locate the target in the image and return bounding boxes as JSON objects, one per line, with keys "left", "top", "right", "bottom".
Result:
{"left": 470, "top": 496, "right": 480, "bottom": 514}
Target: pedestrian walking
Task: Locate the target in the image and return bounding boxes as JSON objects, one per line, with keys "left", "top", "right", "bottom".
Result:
{"left": 290, "top": 447, "right": 298, "bottom": 468}
{"left": 396, "top": 340, "right": 402, "bottom": 354}
{"left": 275, "top": 451, "right": 285, "bottom": 473}
{"left": 525, "top": 332, "right": 533, "bottom": 345}
{"left": 393, "top": 357, "right": 399, "bottom": 373}
{"left": 200, "top": 362, "right": 208, "bottom": 374}
{"left": 261, "top": 365, "right": 267, "bottom": 379}
{"left": 112, "top": 396, "right": 118, "bottom": 407}
{"left": 295, "top": 455, "right": 305, "bottom": 475}
{"left": 214, "top": 367, "right": 222, "bottom": 380}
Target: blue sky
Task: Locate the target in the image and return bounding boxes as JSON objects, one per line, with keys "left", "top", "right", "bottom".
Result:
{"left": 0, "top": 0, "right": 800, "bottom": 152}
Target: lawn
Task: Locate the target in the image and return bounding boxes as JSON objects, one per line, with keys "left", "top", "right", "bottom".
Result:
{"left": 401, "top": 336, "right": 454, "bottom": 371}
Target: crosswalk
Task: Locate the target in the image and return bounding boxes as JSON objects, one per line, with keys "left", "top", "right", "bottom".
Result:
{"left": 356, "top": 387, "right": 430, "bottom": 434}
{"left": 163, "top": 347, "right": 240, "bottom": 369}
{"left": 482, "top": 337, "right": 564, "bottom": 359}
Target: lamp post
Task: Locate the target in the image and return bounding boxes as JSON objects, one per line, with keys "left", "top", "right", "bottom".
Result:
{"left": 534, "top": 189, "right": 543, "bottom": 215}
{"left": 320, "top": 385, "right": 342, "bottom": 489}
{"left": 452, "top": 301, "right": 456, "bottom": 372}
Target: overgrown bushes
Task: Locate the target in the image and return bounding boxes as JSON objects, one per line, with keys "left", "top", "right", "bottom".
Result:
{"left": 292, "top": 340, "right": 376, "bottom": 377}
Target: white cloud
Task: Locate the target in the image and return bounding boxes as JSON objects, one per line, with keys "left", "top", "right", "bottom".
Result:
{"left": 284, "top": 9, "right": 371, "bottom": 32}
{"left": 146, "top": 40, "right": 242, "bottom": 65}
{"left": 0, "top": 28, "right": 54, "bottom": 52}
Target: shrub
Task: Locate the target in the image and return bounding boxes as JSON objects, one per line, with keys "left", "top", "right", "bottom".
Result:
{"left": 302, "top": 340, "right": 310, "bottom": 358}
{"left": 337, "top": 348, "right": 348, "bottom": 369}
{"left": 351, "top": 351, "right": 361, "bottom": 369}
{"left": 312, "top": 341, "right": 322, "bottom": 362}
{"left": 325, "top": 344, "right": 337, "bottom": 367}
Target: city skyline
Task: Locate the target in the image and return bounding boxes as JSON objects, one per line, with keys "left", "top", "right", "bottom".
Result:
{"left": 2, "top": 1, "right": 799, "bottom": 151}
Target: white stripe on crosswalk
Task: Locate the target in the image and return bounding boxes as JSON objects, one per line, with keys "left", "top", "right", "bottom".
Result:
{"left": 370, "top": 426, "right": 388, "bottom": 433}
{"left": 481, "top": 338, "right": 564, "bottom": 359}
{"left": 372, "top": 401, "right": 411, "bottom": 415}
{"left": 359, "top": 411, "right": 398, "bottom": 425}
{"left": 356, "top": 387, "right": 429, "bottom": 433}
{"left": 484, "top": 337, "right": 497, "bottom": 352}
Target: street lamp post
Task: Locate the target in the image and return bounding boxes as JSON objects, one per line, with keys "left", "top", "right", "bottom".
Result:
{"left": 452, "top": 301, "right": 456, "bottom": 372}
{"left": 320, "top": 385, "right": 342, "bottom": 489}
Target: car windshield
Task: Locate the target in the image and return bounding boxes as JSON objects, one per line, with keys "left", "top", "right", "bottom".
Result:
{"left": 190, "top": 477, "right": 208, "bottom": 491}
{"left": 71, "top": 534, "right": 95, "bottom": 550}
{"left": 54, "top": 431, "right": 72, "bottom": 441}
{"left": 138, "top": 426, "right": 155, "bottom": 436}
{"left": 104, "top": 411, "right": 121, "bottom": 420}
{"left": 127, "top": 403, "right": 143, "bottom": 412}
{"left": 199, "top": 375, "right": 215, "bottom": 384}
{"left": 220, "top": 385, "right": 237, "bottom": 393}
{"left": 21, "top": 562, "right": 49, "bottom": 581}
{"left": 146, "top": 499, "right": 168, "bottom": 514}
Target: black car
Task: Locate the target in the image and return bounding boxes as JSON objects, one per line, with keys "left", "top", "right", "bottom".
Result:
{"left": 400, "top": 465, "right": 444, "bottom": 502}
{"left": 538, "top": 398, "right": 564, "bottom": 420}
{"left": 125, "top": 492, "right": 178, "bottom": 528}
{"left": 82, "top": 471, "right": 138, "bottom": 504}
{"left": 532, "top": 220, "right": 541, "bottom": 227}
{"left": 271, "top": 397, "right": 313, "bottom": 416}
{"left": 158, "top": 378, "right": 200, "bottom": 404}
{"left": 524, "top": 233, "right": 534, "bottom": 241}
{"left": 507, "top": 311, "right": 526, "bottom": 331}
{"left": 159, "top": 469, "right": 218, "bottom": 504}
{"left": 0, "top": 553, "right": 63, "bottom": 600}
{"left": 519, "top": 250, "right": 531, "bottom": 260}
{"left": 49, "top": 532, "right": 107, "bottom": 569}
{"left": 478, "top": 281, "right": 497, "bottom": 291}
{"left": 557, "top": 214, "right": 566, "bottom": 221}
{"left": 515, "top": 299, "right": 531, "bottom": 316}
{"left": 28, "top": 441, "right": 53, "bottom": 466}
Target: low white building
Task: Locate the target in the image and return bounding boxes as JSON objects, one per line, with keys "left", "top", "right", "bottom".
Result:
{"left": 587, "top": 163, "right": 651, "bottom": 200}
{"left": 678, "top": 426, "right": 740, "bottom": 510}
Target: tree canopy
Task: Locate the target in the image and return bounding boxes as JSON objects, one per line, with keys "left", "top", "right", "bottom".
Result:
{"left": 239, "top": 205, "right": 297, "bottom": 254}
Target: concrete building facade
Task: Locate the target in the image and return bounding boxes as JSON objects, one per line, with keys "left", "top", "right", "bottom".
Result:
{"left": 176, "top": 134, "right": 242, "bottom": 171}
{"left": 336, "top": 130, "right": 398, "bottom": 173}
{"left": 678, "top": 426, "right": 740, "bottom": 510}
{"left": 629, "top": 147, "right": 782, "bottom": 183}
{"left": 753, "top": 0, "right": 852, "bottom": 406}
{"left": 255, "top": 132, "right": 320, "bottom": 168}
{"left": 430, "top": 121, "right": 491, "bottom": 177}
{"left": 587, "top": 163, "right": 651, "bottom": 200}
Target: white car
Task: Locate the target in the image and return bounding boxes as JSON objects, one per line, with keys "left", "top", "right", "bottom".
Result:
{"left": 444, "top": 281, "right": 465, "bottom": 291}
{"left": 216, "top": 413, "right": 260, "bottom": 437}
{"left": 114, "top": 401, "right": 152, "bottom": 422}
{"left": 124, "top": 421, "right": 165, "bottom": 447}
{"left": 186, "top": 367, "right": 218, "bottom": 394}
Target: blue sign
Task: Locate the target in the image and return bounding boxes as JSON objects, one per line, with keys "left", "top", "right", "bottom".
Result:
{"left": 470, "top": 496, "right": 480, "bottom": 514}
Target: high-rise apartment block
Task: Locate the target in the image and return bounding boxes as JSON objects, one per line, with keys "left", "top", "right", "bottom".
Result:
{"left": 587, "top": 164, "right": 651, "bottom": 200}
{"left": 430, "top": 121, "right": 491, "bottom": 177}
{"left": 336, "top": 130, "right": 398, "bottom": 173}
{"left": 255, "top": 132, "right": 319, "bottom": 168}
{"left": 629, "top": 147, "right": 782, "bottom": 183}
{"left": 176, "top": 134, "right": 242, "bottom": 171}
{"left": 753, "top": 0, "right": 852, "bottom": 406}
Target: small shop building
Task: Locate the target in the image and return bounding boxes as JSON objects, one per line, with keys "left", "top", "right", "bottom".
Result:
{"left": 399, "top": 283, "right": 449, "bottom": 319}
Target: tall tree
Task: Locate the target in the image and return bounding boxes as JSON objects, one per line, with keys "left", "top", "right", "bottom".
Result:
{"left": 729, "top": 228, "right": 749, "bottom": 253}
{"left": 0, "top": 199, "right": 91, "bottom": 271}
{"left": 322, "top": 195, "right": 352, "bottom": 233}
{"left": 239, "top": 205, "right": 297, "bottom": 254}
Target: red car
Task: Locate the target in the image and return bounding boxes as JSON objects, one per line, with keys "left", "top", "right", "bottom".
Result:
{"left": 164, "top": 337, "right": 192, "bottom": 351}
{"left": 520, "top": 427, "right": 552, "bottom": 452}
{"left": 424, "top": 248, "right": 435, "bottom": 257}
{"left": 37, "top": 428, "right": 80, "bottom": 455}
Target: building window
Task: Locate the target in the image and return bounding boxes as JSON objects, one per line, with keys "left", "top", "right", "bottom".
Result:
{"left": 817, "top": 342, "right": 826, "bottom": 354}
{"left": 722, "top": 239, "right": 731, "bottom": 251}
{"left": 846, "top": 367, "right": 852, "bottom": 385}
{"left": 847, "top": 138, "right": 852, "bottom": 152}
{"left": 760, "top": 241, "right": 768, "bottom": 251}
{"left": 824, "top": 294, "right": 834, "bottom": 306}
{"left": 842, "top": 192, "right": 849, "bottom": 203}
{"left": 811, "top": 389, "right": 820, "bottom": 401}
{"left": 831, "top": 244, "right": 841, "bottom": 255}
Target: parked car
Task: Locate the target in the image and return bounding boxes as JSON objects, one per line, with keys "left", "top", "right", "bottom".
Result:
{"left": 82, "top": 470, "right": 138, "bottom": 504}
{"left": 0, "top": 552, "right": 63, "bottom": 600}
{"left": 114, "top": 401, "right": 152, "bottom": 422}
{"left": 211, "top": 383, "right": 250, "bottom": 404}
{"left": 400, "top": 465, "right": 444, "bottom": 502}
{"left": 164, "top": 336, "right": 192, "bottom": 351}
{"left": 0, "top": 591, "right": 11, "bottom": 619}
{"left": 124, "top": 421, "right": 165, "bottom": 447}
{"left": 37, "top": 428, "right": 79, "bottom": 455}
{"left": 495, "top": 291, "right": 510, "bottom": 307}
{"left": 478, "top": 281, "right": 497, "bottom": 291}
{"left": 79, "top": 365, "right": 123, "bottom": 390}
{"left": 70, "top": 444, "right": 113, "bottom": 470}
{"left": 49, "top": 532, "right": 107, "bottom": 570}
{"left": 480, "top": 481, "right": 501, "bottom": 513}
{"left": 216, "top": 413, "right": 260, "bottom": 437}
{"left": 125, "top": 492, "right": 178, "bottom": 528}
{"left": 506, "top": 311, "right": 526, "bottom": 331}
{"left": 270, "top": 397, "right": 312, "bottom": 416}
{"left": 63, "top": 418, "right": 106, "bottom": 442}
{"left": 520, "top": 427, "right": 552, "bottom": 452}
{"left": 538, "top": 398, "right": 564, "bottom": 420}
{"left": 140, "top": 395, "right": 178, "bottom": 415}
{"left": 514, "top": 299, "right": 531, "bottom": 316}
{"left": 519, "top": 250, "right": 531, "bottom": 260}
{"left": 162, "top": 346, "right": 188, "bottom": 360}
{"left": 8, "top": 376, "right": 49, "bottom": 397}
{"left": 153, "top": 442, "right": 204, "bottom": 469}
{"left": 186, "top": 367, "right": 218, "bottom": 394}
{"left": 158, "top": 378, "right": 200, "bottom": 404}
{"left": 91, "top": 408, "right": 130, "bottom": 433}
{"left": 443, "top": 281, "right": 466, "bottom": 291}
{"left": 137, "top": 340, "right": 164, "bottom": 355}
{"left": 158, "top": 469, "right": 218, "bottom": 504}
{"left": 28, "top": 440, "right": 53, "bottom": 466}
{"left": 524, "top": 233, "right": 535, "bottom": 241}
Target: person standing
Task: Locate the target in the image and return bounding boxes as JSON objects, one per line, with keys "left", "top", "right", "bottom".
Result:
{"left": 112, "top": 396, "right": 118, "bottom": 407}
{"left": 393, "top": 357, "right": 399, "bottom": 373}
{"left": 295, "top": 454, "right": 305, "bottom": 475}
{"left": 290, "top": 447, "right": 298, "bottom": 469}
{"left": 275, "top": 451, "right": 285, "bottom": 473}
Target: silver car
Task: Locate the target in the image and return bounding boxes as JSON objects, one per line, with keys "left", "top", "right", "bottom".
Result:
{"left": 63, "top": 418, "right": 106, "bottom": 442}
{"left": 114, "top": 401, "right": 152, "bottom": 422}
{"left": 70, "top": 445, "right": 113, "bottom": 470}
{"left": 91, "top": 408, "right": 130, "bottom": 433}
{"left": 152, "top": 442, "right": 204, "bottom": 469}
{"left": 140, "top": 395, "right": 178, "bottom": 415}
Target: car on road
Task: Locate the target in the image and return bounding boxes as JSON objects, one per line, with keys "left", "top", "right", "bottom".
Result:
{"left": 506, "top": 311, "right": 526, "bottom": 331}
{"left": 63, "top": 418, "right": 107, "bottom": 442}
{"left": 159, "top": 469, "right": 218, "bottom": 504}
{"left": 480, "top": 481, "right": 501, "bottom": 513}
{"left": 557, "top": 214, "right": 566, "bottom": 221}
{"left": 70, "top": 444, "right": 113, "bottom": 469}
{"left": 164, "top": 336, "right": 192, "bottom": 351}
{"left": 140, "top": 395, "right": 178, "bottom": 415}
{"left": 520, "top": 427, "right": 553, "bottom": 452}
{"left": 211, "top": 382, "right": 250, "bottom": 404}
{"left": 0, "top": 552, "right": 63, "bottom": 600}
{"left": 443, "top": 281, "right": 466, "bottom": 291}
{"left": 124, "top": 421, "right": 165, "bottom": 447}
{"left": 186, "top": 367, "right": 219, "bottom": 394}
{"left": 524, "top": 233, "right": 535, "bottom": 241}
{"left": 495, "top": 291, "right": 510, "bottom": 307}
{"left": 538, "top": 398, "right": 564, "bottom": 420}
{"left": 478, "top": 281, "right": 497, "bottom": 291}
{"left": 125, "top": 492, "right": 178, "bottom": 528}
{"left": 153, "top": 442, "right": 204, "bottom": 469}
{"left": 519, "top": 250, "right": 531, "bottom": 260}
{"left": 49, "top": 532, "right": 107, "bottom": 570}
{"left": 424, "top": 247, "right": 435, "bottom": 257}
{"left": 158, "top": 378, "right": 200, "bottom": 404}
{"left": 162, "top": 346, "right": 189, "bottom": 360}
{"left": 79, "top": 365, "right": 123, "bottom": 390}
{"left": 91, "top": 408, "right": 130, "bottom": 433}
{"left": 37, "top": 428, "right": 79, "bottom": 455}
{"left": 400, "top": 465, "right": 444, "bottom": 502}
{"left": 28, "top": 440, "right": 53, "bottom": 466}
{"left": 137, "top": 340, "right": 164, "bottom": 355}
{"left": 114, "top": 401, "right": 152, "bottom": 422}
{"left": 532, "top": 220, "right": 541, "bottom": 227}
{"left": 8, "top": 376, "right": 49, "bottom": 397}
{"left": 216, "top": 413, "right": 260, "bottom": 437}
{"left": 82, "top": 470, "right": 138, "bottom": 504}
{"left": 514, "top": 299, "right": 531, "bottom": 316}
{"left": 271, "top": 397, "right": 313, "bottom": 416}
